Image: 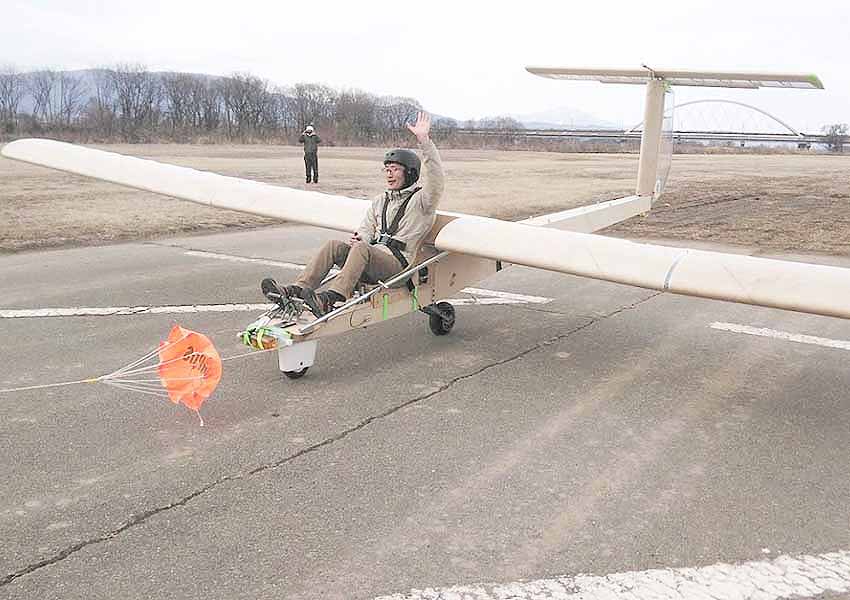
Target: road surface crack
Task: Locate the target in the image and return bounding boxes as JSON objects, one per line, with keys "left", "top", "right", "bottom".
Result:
{"left": 1, "top": 292, "right": 659, "bottom": 587}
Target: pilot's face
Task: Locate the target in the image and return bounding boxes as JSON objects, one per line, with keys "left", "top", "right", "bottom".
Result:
{"left": 384, "top": 163, "right": 405, "bottom": 190}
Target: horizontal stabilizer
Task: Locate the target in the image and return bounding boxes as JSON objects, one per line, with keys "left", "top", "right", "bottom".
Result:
{"left": 1, "top": 139, "right": 372, "bottom": 234}
{"left": 435, "top": 215, "right": 850, "bottom": 320}
{"left": 526, "top": 67, "right": 824, "bottom": 89}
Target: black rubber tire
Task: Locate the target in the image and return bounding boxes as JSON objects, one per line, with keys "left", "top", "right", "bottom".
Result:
{"left": 283, "top": 367, "right": 309, "bottom": 379}
{"left": 428, "top": 302, "right": 455, "bottom": 336}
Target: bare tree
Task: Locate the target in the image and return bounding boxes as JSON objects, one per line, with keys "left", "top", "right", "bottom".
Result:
{"left": 56, "top": 71, "right": 86, "bottom": 128}
{"left": 289, "top": 82, "right": 337, "bottom": 131}
{"left": 86, "top": 68, "right": 118, "bottom": 138}
{"left": 267, "top": 85, "right": 294, "bottom": 138}
{"left": 109, "top": 64, "right": 162, "bottom": 141}
{"left": 29, "top": 69, "right": 57, "bottom": 124}
{"left": 222, "top": 73, "right": 281, "bottom": 140}
{"left": 0, "top": 65, "right": 26, "bottom": 133}
{"left": 195, "top": 78, "right": 223, "bottom": 133}
{"left": 822, "top": 123, "right": 848, "bottom": 153}
{"left": 162, "top": 72, "right": 197, "bottom": 136}
{"left": 244, "top": 76, "right": 274, "bottom": 137}
{"left": 477, "top": 115, "right": 523, "bottom": 130}
{"left": 335, "top": 89, "right": 379, "bottom": 144}
{"left": 221, "top": 73, "right": 251, "bottom": 138}
{"left": 378, "top": 96, "right": 420, "bottom": 128}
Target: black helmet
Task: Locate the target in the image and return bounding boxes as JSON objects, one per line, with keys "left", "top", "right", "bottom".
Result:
{"left": 383, "top": 148, "right": 421, "bottom": 188}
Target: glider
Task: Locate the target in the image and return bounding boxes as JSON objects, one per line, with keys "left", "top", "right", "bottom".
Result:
{"left": 3, "top": 66, "right": 843, "bottom": 379}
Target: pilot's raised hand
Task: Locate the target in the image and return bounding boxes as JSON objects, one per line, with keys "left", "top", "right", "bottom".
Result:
{"left": 406, "top": 111, "right": 431, "bottom": 144}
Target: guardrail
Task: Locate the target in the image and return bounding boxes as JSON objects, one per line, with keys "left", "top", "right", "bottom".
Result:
{"left": 439, "top": 128, "right": 844, "bottom": 147}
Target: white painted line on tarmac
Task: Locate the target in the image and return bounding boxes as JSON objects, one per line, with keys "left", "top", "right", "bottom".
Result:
{"left": 461, "top": 287, "right": 552, "bottom": 304}
{"left": 374, "top": 550, "right": 850, "bottom": 600}
{"left": 183, "top": 250, "right": 553, "bottom": 304}
{"left": 1, "top": 252, "right": 552, "bottom": 318}
{"left": 183, "top": 249, "right": 307, "bottom": 270}
{"left": 0, "top": 304, "right": 273, "bottom": 318}
{"left": 710, "top": 322, "right": 850, "bottom": 351}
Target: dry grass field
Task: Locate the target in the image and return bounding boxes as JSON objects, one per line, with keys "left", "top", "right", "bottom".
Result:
{"left": 1, "top": 143, "right": 848, "bottom": 256}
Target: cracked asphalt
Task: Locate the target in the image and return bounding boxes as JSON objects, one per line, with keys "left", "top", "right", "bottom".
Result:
{"left": 2, "top": 225, "right": 850, "bottom": 599}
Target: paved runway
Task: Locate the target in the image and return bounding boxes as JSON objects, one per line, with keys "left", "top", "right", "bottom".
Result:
{"left": 2, "top": 225, "right": 850, "bottom": 599}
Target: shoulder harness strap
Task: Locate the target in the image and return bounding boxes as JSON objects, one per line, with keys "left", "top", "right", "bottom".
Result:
{"left": 380, "top": 187, "right": 421, "bottom": 235}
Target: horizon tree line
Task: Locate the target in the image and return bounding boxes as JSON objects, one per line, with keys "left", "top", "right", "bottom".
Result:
{"left": 5, "top": 64, "right": 841, "bottom": 152}
{"left": 0, "top": 64, "right": 526, "bottom": 146}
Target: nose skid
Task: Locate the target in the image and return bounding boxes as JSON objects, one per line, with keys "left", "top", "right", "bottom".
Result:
{"left": 278, "top": 340, "right": 318, "bottom": 373}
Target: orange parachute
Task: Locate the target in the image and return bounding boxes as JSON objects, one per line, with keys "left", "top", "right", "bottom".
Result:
{"left": 157, "top": 325, "right": 223, "bottom": 414}
{"left": 0, "top": 324, "right": 223, "bottom": 426}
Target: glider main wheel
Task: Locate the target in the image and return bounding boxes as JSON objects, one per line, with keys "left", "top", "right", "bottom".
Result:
{"left": 283, "top": 367, "right": 309, "bottom": 379}
{"left": 428, "top": 302, "right": 455, "bottom": 336}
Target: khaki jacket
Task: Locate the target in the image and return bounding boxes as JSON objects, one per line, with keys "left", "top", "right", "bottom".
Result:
{"left": 356, "top": 139, "right": 445, "bottom": 266}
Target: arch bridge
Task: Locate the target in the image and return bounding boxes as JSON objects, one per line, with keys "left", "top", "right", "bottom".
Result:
{"left": 453, "top": 99, "right": 828, "bottom": 147}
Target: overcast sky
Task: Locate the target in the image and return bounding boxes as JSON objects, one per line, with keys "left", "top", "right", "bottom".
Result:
{"left": 3, "top": 0, "right": 848, "bottom": 131}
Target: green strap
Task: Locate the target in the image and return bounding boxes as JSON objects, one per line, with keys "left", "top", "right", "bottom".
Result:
{"left": 411, "top": 286, "right": 419, "bottom": 311}
{"left": 382, "top": 294, "right": 389, "bottom": 320}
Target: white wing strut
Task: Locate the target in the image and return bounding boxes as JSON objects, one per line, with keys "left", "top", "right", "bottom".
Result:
{"left": 435, "top": 215, "right": 850, "bottom": 320}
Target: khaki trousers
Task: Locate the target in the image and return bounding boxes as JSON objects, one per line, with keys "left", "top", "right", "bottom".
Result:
{"left": 295, "top": 240, "right": 403, "bottom": 298}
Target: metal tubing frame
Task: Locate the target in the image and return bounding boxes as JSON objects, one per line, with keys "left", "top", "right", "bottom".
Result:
{"left": 299, "top": 251, "right": 450, "bottom": 334}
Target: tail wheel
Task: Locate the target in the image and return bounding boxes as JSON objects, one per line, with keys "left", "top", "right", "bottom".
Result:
{"left": 428, "top": 302, "right": 455, "bottom": 336}
{"left": 283, "top": 367, "right": 309, "bottom": 379}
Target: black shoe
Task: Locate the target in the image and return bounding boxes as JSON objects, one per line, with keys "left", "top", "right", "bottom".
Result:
{"left": 261, "top": 278, "right": 301, "bottom": 303}
{"left": 301, "top": 288, "right": 334, "bottom": 317}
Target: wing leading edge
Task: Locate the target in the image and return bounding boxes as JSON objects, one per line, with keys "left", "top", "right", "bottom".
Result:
{"left": 434, "top": 215, "right": 850, "bottom": 320}
{"left": 1, "top": 139, "right": 371, "bottom": 233}
{"left": 7, "top": 138, "right": 847, "bottom": 320}
{"left": 526, "top": 67, "right": 824, "bottom": 89}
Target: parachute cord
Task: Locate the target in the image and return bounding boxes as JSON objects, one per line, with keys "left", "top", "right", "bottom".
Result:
{"left": 0, "top": 377, "right": 102, "bottom": 394}
{"left": 221, "top": 346, "right": 278, "bottom": 362}
{"left": 102, "top": 380, "right": 171, "bottom": 398}
{"left": 2, "top": 348, "right": 273, "bottom": 394}
{"left": 104, "top": 351, "right": 208, "bottom": 378}
{"left": 105, "top": 331, "right": 192, "bottom": 379}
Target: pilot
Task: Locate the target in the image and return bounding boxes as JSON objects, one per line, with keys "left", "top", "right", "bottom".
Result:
{"left": 263, "top": 111, "right": 444, "bottom": 317}
{"left": 299, "top": 124, "right": 321, "bottom": 184}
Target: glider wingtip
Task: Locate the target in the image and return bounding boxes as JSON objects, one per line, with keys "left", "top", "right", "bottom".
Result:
{"left": 1, "top": 138, "right": 54, "bottom": 159}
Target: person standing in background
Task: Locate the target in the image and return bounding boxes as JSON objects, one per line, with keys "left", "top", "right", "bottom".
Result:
{"left": 299, "top": 125, "right": 321, "bottom": 184}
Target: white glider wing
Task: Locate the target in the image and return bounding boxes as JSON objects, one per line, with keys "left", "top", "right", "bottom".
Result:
{"left": 435, "top": 215, "right": 850, "bottom": 320}
{"left": 1, "top": 139, "right": 371, "bottom": 233}
{"left": 526, "top": 67, "right": 824, "bottom": 89}
{"left": 5, "top": 138, "right": 849, "bottom": 321}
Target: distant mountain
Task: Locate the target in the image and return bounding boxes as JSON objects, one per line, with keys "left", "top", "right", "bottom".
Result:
{"left": 511, "top": 106, "right": 619, "bottom": 130}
